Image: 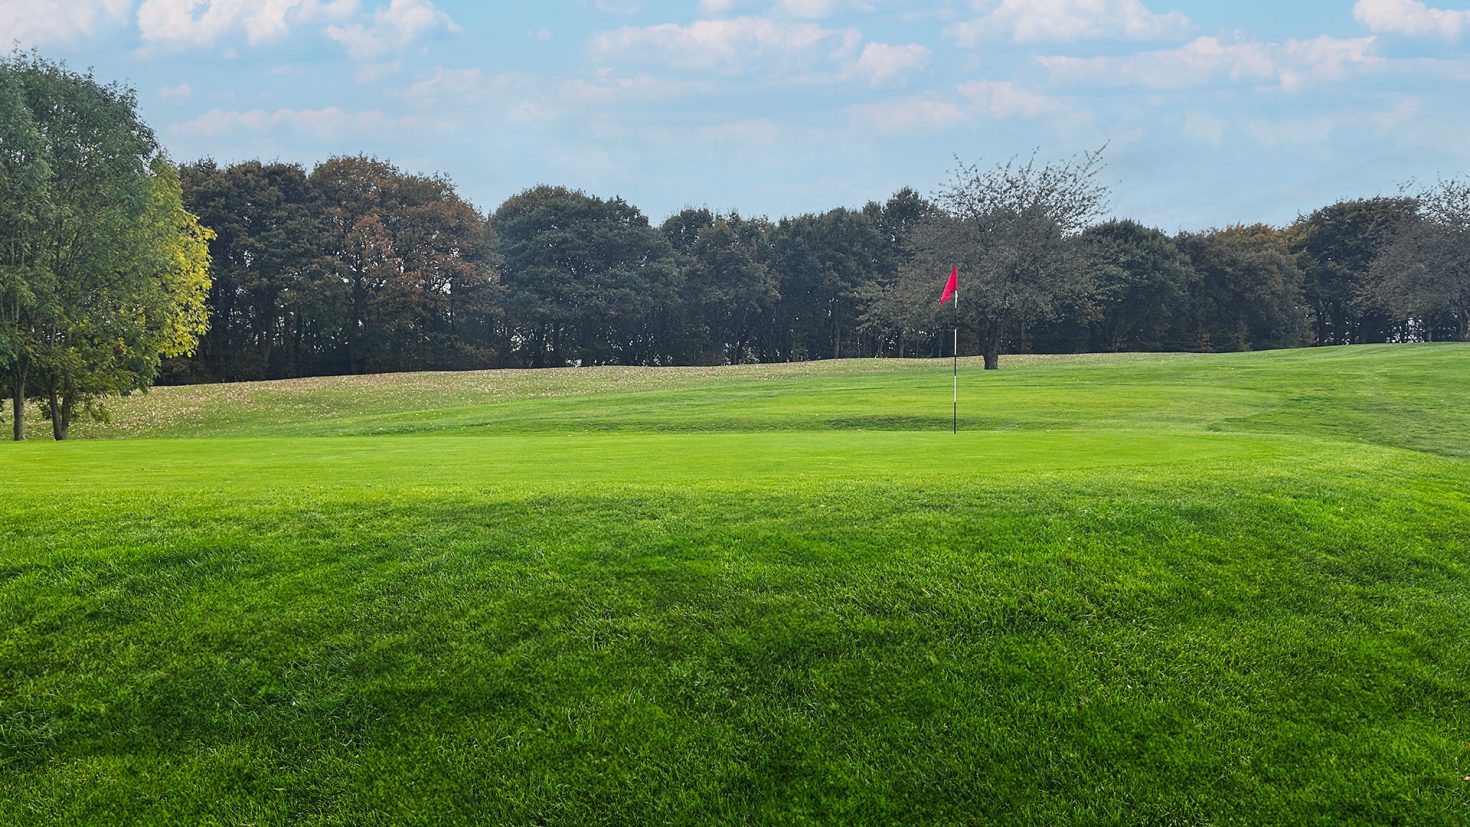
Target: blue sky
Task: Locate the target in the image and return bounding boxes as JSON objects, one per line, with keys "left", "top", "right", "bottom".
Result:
{"left": 6, "top": 0, "right": 1469, "bottom": 230}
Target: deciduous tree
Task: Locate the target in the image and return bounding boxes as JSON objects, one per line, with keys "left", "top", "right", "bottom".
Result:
{"left": 1176, "top": 226, "right": 1310, "bottom": 352}
{"left": 1079, "top": 220, "right": 1195, "bottom": 352}
{"left": 1288, "top": 197, "right": 1417, "bottom": 345}
{"left": 908, "top": 149, "right": 1109, "bottom": 369}
{"left": 1, "top": 52, "right": 211, "bottom": 439}
{"left": 1367, "top": 179, "right": 1470, "bottom": 342}
{"left": 493, "top": 186, "right": 676, "bottom": 367}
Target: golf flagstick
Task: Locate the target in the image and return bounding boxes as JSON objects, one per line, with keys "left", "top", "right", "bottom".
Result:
{"left": 939, "top": 267, "right": 959, "bottom": 434}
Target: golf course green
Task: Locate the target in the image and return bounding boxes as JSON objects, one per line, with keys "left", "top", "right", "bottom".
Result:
{"left": 2, "top": 344, "right": 1468, "bottom": 824}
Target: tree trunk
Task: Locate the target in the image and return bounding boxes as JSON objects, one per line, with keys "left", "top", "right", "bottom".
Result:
{"left": 292, "top": 316, "right": 304, "bottom": 377}
{"left": 983, "top": 337, "right": 1000, "bottom": 371}
{"left": 11, "top": 361, "right": 26, "bottom": 441}
{"left": 62, "top": 391, "right": 75, "bottom": 440}
{"left": 48, "top": 383, "right": 71, "bottom": 441}
{"left": 529, "top": 325, "right": 544, "bottom": 368}
{"left": 977, "top": 321, "right": 1002, "bottom": 370}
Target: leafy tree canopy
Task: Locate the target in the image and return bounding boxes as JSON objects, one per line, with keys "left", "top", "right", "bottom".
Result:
{"left": 1, "top": 50, "right": 213, "bottom": 439}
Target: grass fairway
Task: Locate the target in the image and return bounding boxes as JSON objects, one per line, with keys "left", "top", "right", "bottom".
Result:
{"left": 2, "top": 345, "right": 1469, "bottom": 824}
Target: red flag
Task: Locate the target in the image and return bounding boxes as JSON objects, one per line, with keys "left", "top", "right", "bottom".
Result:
{"left": 939, "top": 267, "right": 958, "bottom": 304}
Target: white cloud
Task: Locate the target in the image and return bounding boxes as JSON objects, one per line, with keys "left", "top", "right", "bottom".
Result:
{"left": 776, "top": 0, "right": 844, "bottom": 18}
{"left": 594, "top": 0, "right": 645, "bottom": 13}
{"left": 847, "top": 79, "right": 1062, "bottom": 135}
{"left": 134, "top": 0, "right": 456, "bottom": 57}
{"left": 324, "top": 0, "right": 460, "bottom": 60}
{"left": 591, "top": 16, "right": 861, "bottom": 74}
{"left": 354, "top": 59, "right": 403, "bottom": 83}
{"left": 173, "top": 105, "right": 424, "bottom": 139}
{"left": 1354, "top": 0, "right": 1470, "bottom": 39}
{"left": 136, "top": 0, "right": 357, "bottom": 48}
{"left": 1278, "top": 35, "right": 1383, "bottom": 90}
{"left": 562, "top": 72, "right": 714, "bottom": 103}
{"left": 389, "top": 67, "right": 526, "bottom": 103}
{"left": 1240, "top": 97, "right": 1424, "bottom": 146}
{"left": 846, "top": 42, "right": 930, "bottom": 85}
{"left": 591, "top": 15, "right": 926, "bottom": 86}
{"left": 948, "top": 0, "right": 1192, "bottom": 46}
{"left": 694, "top": 0, "right": 870, "bottom": 17}
{"left": 1039, "top": 35, "right": 1381, "bottom": 91}
{"left": 0, "top": 0, "right": 132, "bottom": 45}
{"left": 159, "top": 82, "right": 193, "bottom": 100}
{"left": 957, "top": 79, "right": 1060, "bottom": 118}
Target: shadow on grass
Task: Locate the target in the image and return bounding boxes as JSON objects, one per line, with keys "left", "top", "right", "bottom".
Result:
{"left": 3, "top": 468, "right": 1470, "bottom": 823}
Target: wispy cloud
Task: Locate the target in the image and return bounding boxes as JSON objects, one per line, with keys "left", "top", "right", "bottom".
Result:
{"left": 325, "top": 0, "right": 461, "bottom": 60}
{"left": 173, "top": 106, "right": 427, "bottom": 140}
{"left": 958, "top": 79, "right": 1063, "bottom": 118}
{"left": 0, "top": 0, "right": 132, "bottom": 46}
{"left": 1039, "top": 35, "right": 1382, "bottom": 92}
{"left": 132, "top": 0, "right": 457, "bottom": 58}
{"left": 846, "top": 42, "right": 930, "bottom": 86}
{"left": 590, "top": 15, "right": 931, "bottom": 88}
{"left": 386, "top": 67, "right": 532, "bottom": 105}
{"left": 846, "top": 96, "right": 970, "bottom": 135}
{"left": 846, "top": 78, "right": 1064, "bottom": 135}
{"left": 947, "top": 0, "right": 1191, "bottom": 46}
{"left": 590, "top": 16, "right": 861, "bottom": 74}
{"left": 136, "top": 0, "right": 357, "bottom": 48}
{"left": 1240, "top": 97, "right": 1424, "bottom": 147}
{"left": 696, "top": 0, "right": 875, "bottom": 19}
{"left": 561, "top": 72, "right": 715, "bottom": 104}
{"left": 1354, "top": 0, "right": 1470, "bottom": 40}
{"left": 158, "top": 82, "right": 193, "bottom": 101}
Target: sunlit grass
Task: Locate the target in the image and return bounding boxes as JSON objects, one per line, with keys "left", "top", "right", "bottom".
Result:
{"left": 2, "top": 344, "right": 1468, "bottom": 824}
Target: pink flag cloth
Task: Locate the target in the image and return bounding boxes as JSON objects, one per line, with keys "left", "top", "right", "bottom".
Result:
{"left": 939, "top": 267, "right": 958, "bottom": 304}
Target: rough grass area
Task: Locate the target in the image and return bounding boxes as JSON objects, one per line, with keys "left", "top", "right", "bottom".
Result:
{"left": 2, "top": 345, "right": 1469, "bottom": 824}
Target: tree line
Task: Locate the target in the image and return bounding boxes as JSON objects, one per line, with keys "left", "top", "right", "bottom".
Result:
{"left": 170, "top": 152, "right": 1469, "bottom": 385}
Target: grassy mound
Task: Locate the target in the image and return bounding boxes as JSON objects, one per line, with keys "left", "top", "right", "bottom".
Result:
{"left": 2, "top": 345, "right": 1468, "bottom": 824}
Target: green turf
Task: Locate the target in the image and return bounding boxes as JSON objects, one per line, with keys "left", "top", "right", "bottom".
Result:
{"left": 2, "top": 344, "right": 1469, "bottom": 824}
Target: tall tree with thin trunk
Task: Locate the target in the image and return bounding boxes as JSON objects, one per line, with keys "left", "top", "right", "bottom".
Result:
{"left": 0, "top": 59, "right": 51, "bottom": 439}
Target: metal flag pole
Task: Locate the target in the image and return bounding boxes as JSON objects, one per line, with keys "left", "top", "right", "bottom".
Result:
{"left": 952, "top": 284, "right": 958, "bottom": 435}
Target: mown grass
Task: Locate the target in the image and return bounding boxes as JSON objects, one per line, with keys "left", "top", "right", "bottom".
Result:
{"left": 2, "top": 344, "right": 1469, "bottom": 824}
